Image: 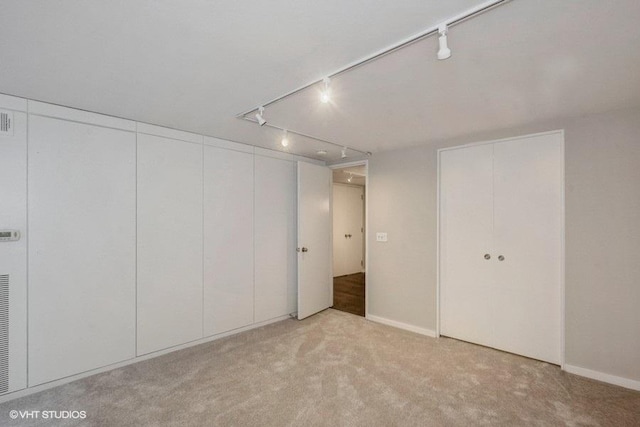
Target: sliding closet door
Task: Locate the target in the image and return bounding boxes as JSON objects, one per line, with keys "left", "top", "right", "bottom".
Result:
{"left": 137, "top": 134, "right": 203, "bottom": 355}
{"left": 203, "top": 146, "right": 254, "bottom": 336}
{"left": 439, "top": 144, "right": 494, "bottom": 346}
{"left": 492, "top": 134, "right": 563, "bottom": 364}
{"left": 28, "top": 115, "right": 136, "bottom": 386}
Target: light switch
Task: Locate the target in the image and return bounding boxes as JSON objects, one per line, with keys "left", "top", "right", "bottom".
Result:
{"left": 376, "top": 232, "right": 388, "bottom": 242}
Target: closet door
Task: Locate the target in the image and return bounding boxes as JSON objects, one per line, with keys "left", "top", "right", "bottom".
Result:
{"left": 28, "top": 114, "right": 136, "bottom": 386}
{"left": 203, "top": 146, "right": 254, "bottom": 336}
{"left": 137, "top": 134, "right": 203, "bottom": 355}
{"left": 440, "top": 132, "right": 563, "bottom": 365}
{"left": 439, "top": 144, "right": 494, "bottom": 346}
{"left": 492, "top": 133, "right": 563, "bottom": 364}
{"left": 254, "top": 155, "right": 296, "bottom": 322}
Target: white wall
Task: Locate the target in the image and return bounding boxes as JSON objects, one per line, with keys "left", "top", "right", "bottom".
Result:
{"left": 367, "top": 106, "right": 640, "bottom": 386}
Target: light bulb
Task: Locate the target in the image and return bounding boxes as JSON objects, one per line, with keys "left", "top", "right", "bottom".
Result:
{"left": 281, "top": 130, "right": 289, "bottom": 147}
{"left": 320, "top": 77, "right": 331, "bottom": 103}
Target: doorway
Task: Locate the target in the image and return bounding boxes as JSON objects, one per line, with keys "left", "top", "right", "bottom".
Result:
{"left": 331, "top": 163, "right": 367, "bottom": 317}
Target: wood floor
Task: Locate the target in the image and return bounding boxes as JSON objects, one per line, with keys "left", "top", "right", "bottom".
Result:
{"left": 333, "top": 272, "right": 365, "bottom": 316}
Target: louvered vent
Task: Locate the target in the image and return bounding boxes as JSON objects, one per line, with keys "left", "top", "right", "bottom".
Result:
{"left": 0, "top": 110, "right": 13, "bottom": 136}
{"left": 0, "top": 274, "right": 8, "bottom": 394}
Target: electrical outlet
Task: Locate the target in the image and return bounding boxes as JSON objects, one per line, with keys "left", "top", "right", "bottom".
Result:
{"left": 376, "top": 232, "right": 388, "bottom": 242}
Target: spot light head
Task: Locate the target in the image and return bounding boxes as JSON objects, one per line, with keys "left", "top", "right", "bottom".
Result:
{"left": 437, "top": 23, "right": 451, "bottom": 60}
{"left": 255, "top": 106, "right": 267, "bottom": 126}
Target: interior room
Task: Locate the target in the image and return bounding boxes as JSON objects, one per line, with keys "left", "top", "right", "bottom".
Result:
{"left": 0, "top": 1, "right": 639, "bottom": 425}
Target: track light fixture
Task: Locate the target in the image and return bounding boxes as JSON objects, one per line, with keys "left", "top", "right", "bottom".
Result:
{"left": 437, "top": 23, "right": 451, "bottom": 60}
{"left": 341, "top": 147, "right": 347, "bottom": 159}
{"left": 281, "top": 129, "right": 289, "bottom": 147}
{"left": 255, "top": 106, "right": 267, "bottom": 126}
{"left": 347, "top": 174, "right": 353, "bottom": 183}
{"left": 320, "top": 77, "right": 331, "bottom": 103}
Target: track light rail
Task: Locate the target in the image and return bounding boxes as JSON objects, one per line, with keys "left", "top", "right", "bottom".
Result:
{"left": 236, "top": 0, "right": 509, "bottom": 119}
{"left": 239, "top": 116, "right": 372, "bottom": 156}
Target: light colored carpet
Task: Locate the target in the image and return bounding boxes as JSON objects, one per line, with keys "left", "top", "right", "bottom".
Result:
{"left": 1, "top": 309, "right": 639, "bottom": 426}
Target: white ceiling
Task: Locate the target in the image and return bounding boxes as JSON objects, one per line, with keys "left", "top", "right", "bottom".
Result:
{"left": 2, "top": 1, "right": 640, "bottom": 162}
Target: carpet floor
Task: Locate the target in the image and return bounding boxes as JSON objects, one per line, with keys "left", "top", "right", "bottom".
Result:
{"left": 1, "top": 309, "right": 639, "bottom": 426}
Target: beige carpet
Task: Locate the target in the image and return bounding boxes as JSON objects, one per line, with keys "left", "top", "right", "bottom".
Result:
{"left": 1, "top": 309, "right": 639, "bottom": 426}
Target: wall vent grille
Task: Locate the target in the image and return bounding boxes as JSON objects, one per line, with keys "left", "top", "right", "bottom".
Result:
{"left": 0, "top": 274, "right": 8, "bottom": 394}
{"left": 0, "top": 111, "right": 13, "bottom": 136}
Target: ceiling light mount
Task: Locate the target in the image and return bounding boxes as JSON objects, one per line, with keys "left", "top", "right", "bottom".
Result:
{"left": 437, "top": 23, "right": 451, "bottom": 60}
{"left": 341, "top": 147, "right": 347, "bottom": 159}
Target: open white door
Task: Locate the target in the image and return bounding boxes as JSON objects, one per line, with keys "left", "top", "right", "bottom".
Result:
{"left": 297, "top": 162, "right": 332, "bottom": 320}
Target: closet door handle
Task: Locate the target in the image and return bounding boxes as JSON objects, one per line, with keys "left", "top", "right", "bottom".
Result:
{"left": 484, "top": 254, "right": 491, "bottom": 260}
{"left": 498, "top": 255, "right": 505, "bottom": 261}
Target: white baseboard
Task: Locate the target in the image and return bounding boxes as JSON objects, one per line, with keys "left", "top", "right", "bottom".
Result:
{"left": 0, "top": 314, "right": 292, "bottom": 404}
{"left": 564, "top": 364, "right": 640, "bottom": 391}
{"left": 366, "top": 314, "right": 436, "bottom": 338}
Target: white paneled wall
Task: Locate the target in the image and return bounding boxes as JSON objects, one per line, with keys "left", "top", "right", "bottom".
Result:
{"left": 203, "top": 145, "right": 254, "bottom": 335}
{"left": 254, "top": 155, "right": 297, "bottom": 322}
{"left": 28, "top": 113, "right": 137, "bottom": 386}
{"left": 137, "top": 133, "right": 204, "bottom": 355}
{"left": 0, "top": 95, "right": 28, "bottom": 394}
{"left": 0, "top": 95, "right": 310, "bottom": 399}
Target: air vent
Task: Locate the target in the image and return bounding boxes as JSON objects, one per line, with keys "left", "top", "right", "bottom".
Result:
{"left": 0, "top": 110, "right": 13, "bottom": 136}
{"left": 0, "top": 274, "right": 8, "bottom": 394}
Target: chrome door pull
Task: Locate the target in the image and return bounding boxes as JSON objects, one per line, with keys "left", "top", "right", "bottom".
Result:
{"left": 484, "top": 254, "right": 491, "bottom": 260}
{"left": 301, "top": 247, "right": 308, "bottom": 252}
{"left": 498, "top": 255, "right": 505, "bottom": 261}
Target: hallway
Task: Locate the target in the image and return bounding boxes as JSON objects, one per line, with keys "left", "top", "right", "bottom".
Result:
{"left": 332, "top": 273, "right": 365, "bottom": 317}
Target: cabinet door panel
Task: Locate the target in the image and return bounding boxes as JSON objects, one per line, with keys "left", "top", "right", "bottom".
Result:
{"left": 492, "top": 133, "right": 563, "bottom": 364}
{"left": 137, "top": 134, "right": 203, "bottom": 355}
{"left": 203, "top": 147, "right": 254, "bottom": 336}
{"left": 439, "top": 144, "right": 495, "bottom": 346}
{"left": 254, "top": 156, "right": 296, "bottom": 322}
{"left": 28, "top": 115, "right": 136, "bottom": 385}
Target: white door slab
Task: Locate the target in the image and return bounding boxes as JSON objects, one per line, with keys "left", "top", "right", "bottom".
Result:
{"left": 439, "top": 143, "right": 495, "bottom": 347}
{"left": 297, "top": 162, "right": 332, "bottom": 320}
{"left": 492, "top": 133, "right": 563, "bottom": 364}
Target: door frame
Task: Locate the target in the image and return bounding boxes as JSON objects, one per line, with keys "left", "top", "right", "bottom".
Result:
{"left": 329, "top": 160, "right": 369, "bottom": 317}
{"left": 436, "top": 130, "right": 565, "bottom": 368}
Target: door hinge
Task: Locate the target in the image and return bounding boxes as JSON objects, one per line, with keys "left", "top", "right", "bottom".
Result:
{"left": 361, "top": 260, "right": 364, "bottom": 267}
{"left": 361, "top": 195, "right": 364, "bottom": 200}
{"left": 361, "top": 227, "right": 363, "bottom": 233}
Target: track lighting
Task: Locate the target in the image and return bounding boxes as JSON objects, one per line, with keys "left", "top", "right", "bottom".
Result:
{"left": 347, "top": 174, "right": 353, "bottom": 183}
{"left": 437, "top": 23, "right": 451, "bottom": 60}
{"left": 255, "top": 106, "right": 267, "bottom": 126}
{"left": 281, "top": 130, "right": 289, "bottom": 147}
{"left": 320, "top": 77, "right": 331, "bottom": 103}
{"left": 341, "top": 147, "right": 347, "bottom": 159}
